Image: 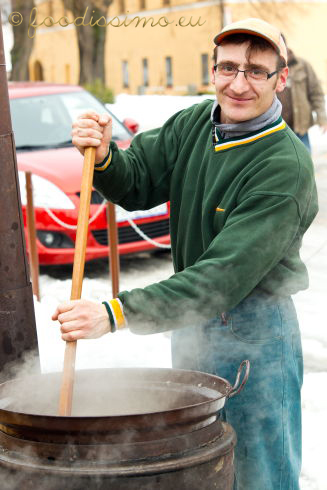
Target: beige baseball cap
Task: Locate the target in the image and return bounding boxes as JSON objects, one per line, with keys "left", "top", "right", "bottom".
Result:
{"left": 214, "top": 18, "right": 288, "bottom": 64}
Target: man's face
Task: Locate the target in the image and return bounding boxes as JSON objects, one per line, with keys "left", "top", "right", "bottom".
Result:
{"left": 211, "top": 41, "right": 288, "bottom": 124}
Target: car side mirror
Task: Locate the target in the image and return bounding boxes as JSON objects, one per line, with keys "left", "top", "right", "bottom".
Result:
{"left": 123, "top": 118, "right": 139, "bottom": 134}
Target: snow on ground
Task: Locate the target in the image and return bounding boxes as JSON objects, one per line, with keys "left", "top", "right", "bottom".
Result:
{"left": 34, "top": 95, "right": 327, "bottom": 490}
{"left": 36, "top": 253, "right": 174, "bottom": 374}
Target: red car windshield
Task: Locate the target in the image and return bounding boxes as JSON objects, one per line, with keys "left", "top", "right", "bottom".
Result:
{"left": 10, "top": 90, "right": 132, "bottom": 149}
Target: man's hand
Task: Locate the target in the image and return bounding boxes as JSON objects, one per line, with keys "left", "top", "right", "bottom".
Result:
{"left": 72, "top": 111, "right": 112, "bottom": 164}
{"left": 52, "top": 299, "right": 111, "bottom": 341}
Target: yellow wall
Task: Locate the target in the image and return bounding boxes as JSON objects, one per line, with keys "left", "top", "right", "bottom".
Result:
{"left": 104, "top": 2, "right": 214, "bottom": 94}
{"left": 29, "top": 1, "right": 78, "bottom": 83}
{"left": 29, "top": 0, "right": 327, "bottom": 95}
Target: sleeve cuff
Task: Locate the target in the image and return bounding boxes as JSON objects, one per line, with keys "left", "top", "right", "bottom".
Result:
{"left": 102, "top": 298, "right": 127, "bottom": 332}
{"left": 94, "top": 148, "right": 112, "bottom": 172}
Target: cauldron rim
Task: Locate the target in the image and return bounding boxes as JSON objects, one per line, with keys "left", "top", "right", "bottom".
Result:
{"left": 0, "top": 366, "right": 231, "bottom": 415}
{"left": 0, "top": 367, "right": 232, "bottom": 435}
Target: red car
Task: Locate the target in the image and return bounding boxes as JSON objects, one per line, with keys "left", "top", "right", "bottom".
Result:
{"left": 10, "top": 82, "right": 170, "bottom": 265}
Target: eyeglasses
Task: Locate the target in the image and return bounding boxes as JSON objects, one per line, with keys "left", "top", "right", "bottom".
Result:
{"left": 213, "top": 64, "right": 279, "bottom": 82}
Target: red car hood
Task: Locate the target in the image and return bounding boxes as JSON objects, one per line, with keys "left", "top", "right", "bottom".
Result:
{"left": 17, "top": 142, "right": 130, "bottom": 194}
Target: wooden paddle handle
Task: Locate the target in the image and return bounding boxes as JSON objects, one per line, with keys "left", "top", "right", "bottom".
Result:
{"left": 58, "top": 146, "right": 96, "bottom": 416}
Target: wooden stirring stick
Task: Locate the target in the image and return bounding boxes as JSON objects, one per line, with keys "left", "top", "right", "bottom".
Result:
{"left": 58, "top": 146, "right": 96, "bottom": 416}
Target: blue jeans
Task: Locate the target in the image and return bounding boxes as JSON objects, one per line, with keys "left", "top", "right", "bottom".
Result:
{"left": 171, "top": 291, "right": 303, "bottom": 490}
{"left": 295, "top": 132, "right": 311, "bottom": 153}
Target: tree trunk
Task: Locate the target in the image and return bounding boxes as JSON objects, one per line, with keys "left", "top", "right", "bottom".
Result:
{"left": 10, "top": 0, "right": 35, "bottom": 81}
{"left": 63, "top": 0, "right": 111, "bottom": 85}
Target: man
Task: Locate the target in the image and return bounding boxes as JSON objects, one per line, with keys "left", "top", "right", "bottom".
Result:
{"left": 53, "top": 18, "right": 318, "bottom": 489}
{"left": 278, "top": 39, "right": 327, "bottom": 152}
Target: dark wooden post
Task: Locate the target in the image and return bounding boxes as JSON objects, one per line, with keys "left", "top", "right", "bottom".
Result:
{"left": 25, "top": 172, "right": 40, "bottom": 301}
{"left": 107, "top": 202, "right": 120, "bottom": 298}
{"left": 0, "top": 13, "right": 39, "bottom": 381}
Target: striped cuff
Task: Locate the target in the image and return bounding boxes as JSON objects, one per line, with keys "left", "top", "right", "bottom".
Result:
{"left": 94, "top": 148, "right": 112, "bottom": 172}
{"left": 102, "top": 298, "right": 127, "bottom": 332}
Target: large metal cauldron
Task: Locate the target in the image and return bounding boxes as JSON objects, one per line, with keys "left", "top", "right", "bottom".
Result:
{"left": 0, "top": 362, "right": 249, "bottom": 489}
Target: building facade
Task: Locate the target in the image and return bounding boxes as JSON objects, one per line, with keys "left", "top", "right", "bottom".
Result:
{"left": 29, "top": 0, "right": 327, "bottom": 95}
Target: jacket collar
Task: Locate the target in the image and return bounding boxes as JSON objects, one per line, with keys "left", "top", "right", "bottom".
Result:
{"left": 212, "top": 116, "right": 286, "bottom": 152}
{"left": 211, "top": 96, "right": 282, "bottom": 140}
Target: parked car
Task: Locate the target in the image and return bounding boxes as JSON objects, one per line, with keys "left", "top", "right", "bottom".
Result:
{"left": 10, "top": 82, "right": 170, "bottom": 265}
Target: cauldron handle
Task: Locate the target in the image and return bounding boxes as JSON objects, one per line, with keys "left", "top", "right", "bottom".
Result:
{"left": 228, "top": 360, "right": 250, "bottom": 398}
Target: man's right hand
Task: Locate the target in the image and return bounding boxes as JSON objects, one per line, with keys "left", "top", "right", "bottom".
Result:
{"left": 72, "top": 111, "right": 112, "bottom": 164}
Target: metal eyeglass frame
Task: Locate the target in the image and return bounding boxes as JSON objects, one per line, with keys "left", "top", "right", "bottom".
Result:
{"left": 213, "top": 64, "right": 279, "bottom": 81}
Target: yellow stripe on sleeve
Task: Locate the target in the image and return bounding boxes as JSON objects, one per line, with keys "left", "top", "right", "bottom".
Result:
{"left": 94, "top": 149, "right": 112, "bottom": 172}
{"left": 109, "top": 298, "right": 126, "bottom": 329}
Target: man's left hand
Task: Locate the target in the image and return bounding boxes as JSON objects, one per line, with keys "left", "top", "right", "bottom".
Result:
{"left": 319, "top": 123, "right": 327, "bottom": 134}
{"left": 52, "top": 299, "right": 111, "bottom": 341}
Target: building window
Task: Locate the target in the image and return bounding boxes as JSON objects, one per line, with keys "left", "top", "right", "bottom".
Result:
{"left": 163, "top": 0, "right": 170, "bottom": 5}
{"left": 201, "top": 54, "right": 209, "bottom": 85}
{"left": 140, "top": 0, "right": 146, "bottom": 9}
{"left": 122, "top": 61, "right": 129, "bottom": 88}
{"left": 165, "top": 57, "right": 173, "bottom": 87}
{"left": 33, "top": 61, "right": 44, "bottom": 81}
{"left": 65, "top": 64, "right": 71, "bottom": 84}
{"left": 118, "top": 0, "right": 125, "bottom": 15}
{"left": 48, "top": 0, "right": 54, "bottom": 18}
{"left": 142, "top": 58, "right": 149, "bottom": 87}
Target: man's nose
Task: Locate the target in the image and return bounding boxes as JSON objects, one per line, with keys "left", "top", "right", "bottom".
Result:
{"left": 229, "top": 71, "right": 250, "bottom": 92}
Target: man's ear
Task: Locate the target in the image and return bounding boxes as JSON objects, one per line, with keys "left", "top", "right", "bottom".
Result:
{"left": 211, "top": 66, "right": 216, "bottom": 85}
{"left": 276, "top": 67, "right": 289, "bottom": 93}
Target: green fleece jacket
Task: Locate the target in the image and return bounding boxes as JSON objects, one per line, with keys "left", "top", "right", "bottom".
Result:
{"left": 93, "top": 100, "right": 318, "bottom": 334}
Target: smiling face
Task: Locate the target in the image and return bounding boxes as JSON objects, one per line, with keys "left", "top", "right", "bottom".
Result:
{"left": 211, "top": 41, "right": 288, "bottom": 124}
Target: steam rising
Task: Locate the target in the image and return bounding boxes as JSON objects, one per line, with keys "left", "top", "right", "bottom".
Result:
{"left": 0, "top": 369, "right": 222, "bottom": 417}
